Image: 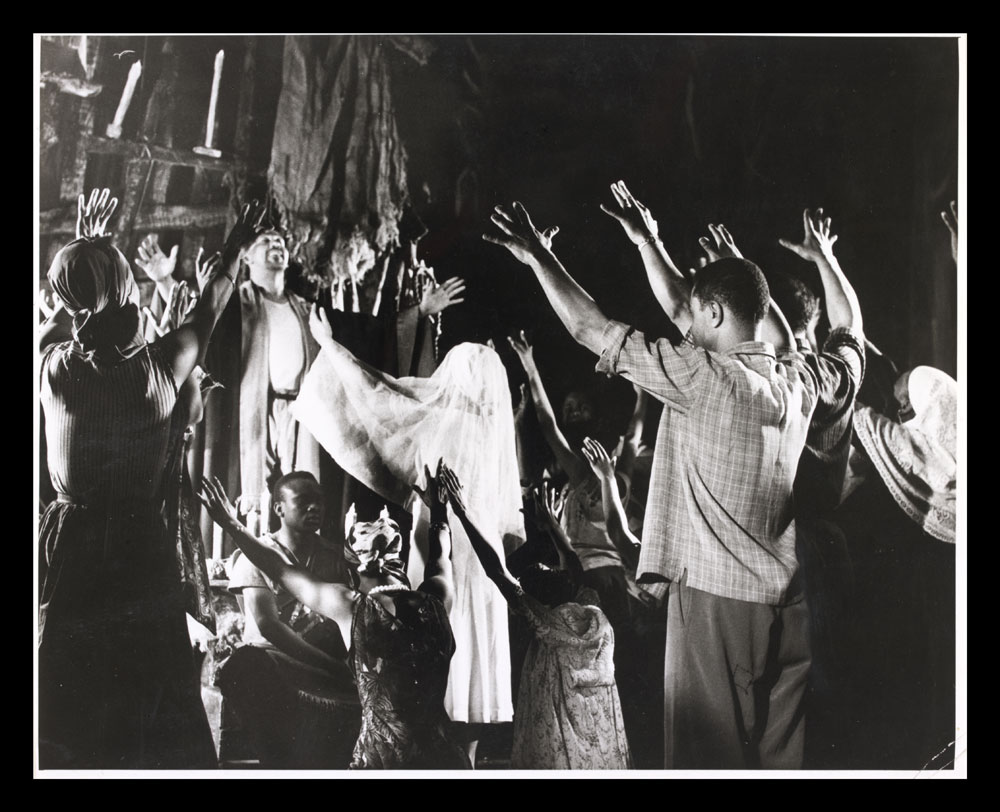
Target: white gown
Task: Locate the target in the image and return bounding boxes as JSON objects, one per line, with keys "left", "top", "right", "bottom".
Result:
{"left": 292, "top": 340, "right": 522, "bottom": 724}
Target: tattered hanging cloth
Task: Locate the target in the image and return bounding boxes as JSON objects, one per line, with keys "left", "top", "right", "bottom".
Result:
{"left": 269, "top": 35, "right": 410, "bottom": 278}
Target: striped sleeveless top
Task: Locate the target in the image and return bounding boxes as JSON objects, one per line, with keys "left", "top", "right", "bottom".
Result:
{"left": 40, "top": 342, "right": 178, "bottom": 505}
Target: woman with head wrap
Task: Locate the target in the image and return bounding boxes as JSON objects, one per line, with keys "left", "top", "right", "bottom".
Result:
{"left": 37, "top": 198, "right": 264, "bottom": 769}
{"left": 199, "top": 461, "right": 471, "bottom": 770}
{"left": 828, "top": 365, "right": 958, "bottom": 769}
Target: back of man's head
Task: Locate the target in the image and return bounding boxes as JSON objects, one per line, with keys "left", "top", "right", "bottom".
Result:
{"left": 767, "top": 271, "right": 820, "bottom": 336}
{"left": 692, "top": 257, "right": 770, "bottom": 327}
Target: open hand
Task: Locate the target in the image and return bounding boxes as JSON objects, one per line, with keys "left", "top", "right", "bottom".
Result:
{"left": 420, "top": 277, "right": 466, "bottom": 317}
{"left": 779, "top": 208, "right": 839, "bottom": 263}
{"left": 195, "top": 247, "right": 223, "bottom": 294}
{"left": 136, "top": 234, "right": 178, "bottom": 283}
{"left": 76, "top": 188, "right": 119, "bottom": 239}
{"left": 941, "top": 200, "right": 958, "bottom": 262}
{"left": 534, "top": 483, "right": 565, "bottom": 530}
{"left": 224, "top": 200, "right": 267, "bottom": 259}
{"left": 483, "top": 202, "right": 554, "bottom": 267}
{"left": 507, "top": 329, "right": 535, "bottom": 368}
{"left": 698, "top": 223, "right": 744, "bottom": 262}
{"left": 198, "top": 475, "right": 241, "bottom": 529}
{"left": 581, "top": 436, "right": 617, "bottom": 481}
{"left": 599, "top": 180, "right": 659, "bottom": 246}
{"left": 413, "top": 459, "right": 449, "bottom": 510}
{"left": 309, "top": 303, "right": 334, "bottom": 346}
{"left": 439, "top": 463, "right": 468, "bottom": 515}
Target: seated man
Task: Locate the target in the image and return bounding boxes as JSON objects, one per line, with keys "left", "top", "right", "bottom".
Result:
{"left": 219, "top": 472, "right": 360, "bottom": 769}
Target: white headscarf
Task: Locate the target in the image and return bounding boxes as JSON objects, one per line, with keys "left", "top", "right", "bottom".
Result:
{"left": 853, "top": 366, "right": 957, "bottom": 543}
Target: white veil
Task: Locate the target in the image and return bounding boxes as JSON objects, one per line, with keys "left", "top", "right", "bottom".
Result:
{"left": 292, "top": 338, "right": 523, "bottom": 723}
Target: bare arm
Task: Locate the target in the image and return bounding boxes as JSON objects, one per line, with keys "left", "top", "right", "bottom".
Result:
{"left": 507, "top": 331, "right": 590, "bottom": 487}
{"left": 440, "top": 464, "right": 523, "bottom": 604}
{"left": 779, "top": 208, "right": 863, "bottom": 335}
{"left": 156, "top": 202, "right": 265, "bottom": 389}
{"left": 199, "top": 476, "right": 356, "bottom": 628}
{"left": 484, "top": 202, "right": 608, "bottom": 355}
{"left": 600, "top": 181, "right": 693, "bottom": 333}
{"left": 411, "top": 460, "right": 455, "bottom": 613}
{"left": 535, "top": 485, "right": 584, "bottom": 589}
{"left": 242, "top": 587, "right": 342, "bottom": 672}
{"left": 581, "top": 438, "right": 641, "bottom": 571}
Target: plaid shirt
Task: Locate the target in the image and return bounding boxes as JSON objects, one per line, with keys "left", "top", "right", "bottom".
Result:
{"left": 596, "top": 322, "right": 864, "bottom": 605}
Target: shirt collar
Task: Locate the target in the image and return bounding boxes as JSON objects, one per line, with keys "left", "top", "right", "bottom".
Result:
{"left": 725, "top": 340, "right": 776, "bottom": 359}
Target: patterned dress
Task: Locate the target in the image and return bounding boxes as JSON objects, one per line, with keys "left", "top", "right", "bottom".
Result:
{"left": 38, "top": 342, "right": 216, "bottom": 769}
{"left": 510, "top": 591, "right": 632, "bottom": 770}
{"left": 349, "top": 590, "right": 471, "bottom": 769}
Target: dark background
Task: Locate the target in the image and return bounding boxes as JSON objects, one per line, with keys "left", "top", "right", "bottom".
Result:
{"left": 391, "top": 36, "right": 959, "bottom": 429}
{"left": 39, "top": 34, "right": 960, "bottom": 433}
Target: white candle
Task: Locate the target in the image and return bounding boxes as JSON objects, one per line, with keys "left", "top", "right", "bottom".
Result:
{"left": 203, "top": 50, "right": 224, "bottom": 149}
{"left": 105, "top": 60, "right": 142, "bottom": 139}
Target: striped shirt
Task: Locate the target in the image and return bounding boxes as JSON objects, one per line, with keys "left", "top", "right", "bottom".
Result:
{"left": 596, "top": 322, "right": 864, "bottom": 605}
{"left": 40, "top": 342, "right": 177, "bottom": 505}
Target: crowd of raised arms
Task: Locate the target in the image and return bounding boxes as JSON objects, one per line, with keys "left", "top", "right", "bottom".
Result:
{"left": 37, "top": 180, "right": 958, "bottom": 772}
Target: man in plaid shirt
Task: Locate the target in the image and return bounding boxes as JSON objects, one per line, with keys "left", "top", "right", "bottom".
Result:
{"left": 485, "top": 188, "right": 864, "bottom": 770}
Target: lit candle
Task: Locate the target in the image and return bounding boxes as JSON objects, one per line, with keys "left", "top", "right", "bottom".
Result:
{"left": 105, "top": 60, "right": 142, "bottom": 139}
{"left": 194, "top": 50, "right": 224, "bottom": 157}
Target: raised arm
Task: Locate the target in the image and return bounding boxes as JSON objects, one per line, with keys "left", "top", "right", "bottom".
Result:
{"left": 484, "top": 202, "right": 608, "bottom": 355}
{"left": 600, "top": 180, "right": 693, "bottom": 333}
{"left": 581, "top": 437, "right": 640, "bottom": 570}
{"left": 507, "top": 330, "right": 590, "bottom": 487}
{"left": 156, "top": 201, "right": 265, "bottom": 389}
{"left": 534, "top": 484, "right": 584, "bottom": 589}
{"left": 779, "top": 208, "right": 863, "bottom": 335}
{"left": 439, "top": 463, "right": 523, "bottom": 604}
{"left": 411, "top": 460, "right": 455, "bottom": 612}
{"left": 616, "top": 383, "right": 647, "bottom": 483}
{"left": 198, "top": 476, "right": 356, "bottom": 628}
{"left": 699, "top": 222, "right": 795, "bottom": 352}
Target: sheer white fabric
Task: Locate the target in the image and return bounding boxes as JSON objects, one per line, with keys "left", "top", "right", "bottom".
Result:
{"left": 292, "top": 340, "right": 523, "bottom": 723}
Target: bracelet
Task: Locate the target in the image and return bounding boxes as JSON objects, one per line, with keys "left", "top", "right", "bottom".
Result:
{"left": 429, "top": 520, "right": 450, "bottom": 533}
{"left": 637, "top": 235, "right": 662, "bottom": 250}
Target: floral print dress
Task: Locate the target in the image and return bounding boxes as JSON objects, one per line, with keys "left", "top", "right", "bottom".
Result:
{"left": 510, "top": 591, "right": 632, "bottom": 770}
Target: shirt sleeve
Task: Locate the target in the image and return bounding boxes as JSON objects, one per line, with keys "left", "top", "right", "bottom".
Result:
{"left": 805, "top": 327, "right": 866, "bottom": 447}
{"left": 594, "top": 320, "right": 704, "bottom": 413}
{"left": 227, "top": 551, "right": 271, "bottom": 593}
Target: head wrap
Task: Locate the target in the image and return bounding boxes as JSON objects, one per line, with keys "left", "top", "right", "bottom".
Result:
{"left": 853, "top": 366, "right": 957, "bottom": 543}
{"left": 47, "top": 237, "right": 140, "bottom": 356}
{"left": 343, "top": 504, "right": 409, "bottom": 585}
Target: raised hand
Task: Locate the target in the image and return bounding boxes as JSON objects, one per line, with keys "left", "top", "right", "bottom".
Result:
{"left": 439, "top": 463, "right": 468, "bottom": 516}
{"left": 198, "top": 475, "right": 241, "bottom": 529}
{"left": 223, "top": 199, "right": 267, "bottom": 260}
{"left": 419, "top": 276, "right": 467, "bottom": 317}
{"left": 599, "top": 180, "right": 660, "bottom": 246}
{"left": 309, "top": 303, "right": 334, "bottom": 346}
{"left": 483, "top": 202, "right": 554, "bottom": 267}
{"left": 135, "top": 234, "right": 178, "bottom": 283}
{"left": 779, "top": 208, "right": 839, "bottom": 263}
{"left": 507, "top": 329, "right": 535, "bottom": 368}
{"left": 195, "top": 247, "right": 222, "bottom": 294}
{"left": 76, "top": 188, "right": 119, "bottom": 239}
{"left": 581, "top": 436, "right": 617, "bottom": 481}
{"left": 412, "top": 459, "right": 449, "bottom": 511}
{"left": 698, "top": 223, "right": 744, "bottom": 262}
{"left": 539, "top": 226, "right": 560, "bottom": 250}
{"left": 538, "top": 483, "right": 565, "bottom": 529}
{"left": 941, "top": 200, "right": 958, "bottom": 262}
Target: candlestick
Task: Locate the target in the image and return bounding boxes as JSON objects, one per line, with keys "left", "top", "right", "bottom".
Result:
{"left": 105, "top": 60, "right": 141, "bottom": 140}
{"left": 193, "top": 50, "right": 224, "bottom": 158}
